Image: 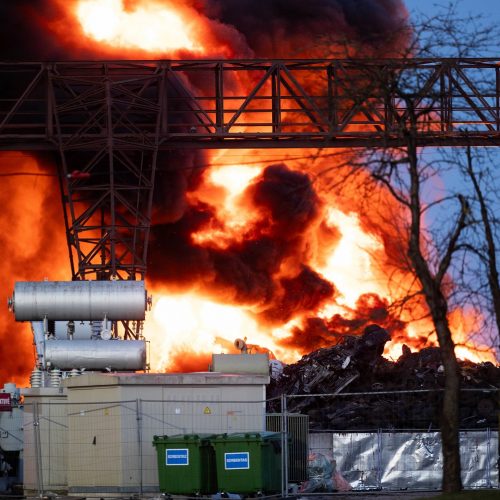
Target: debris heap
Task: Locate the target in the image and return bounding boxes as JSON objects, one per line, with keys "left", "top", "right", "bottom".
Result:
{"left": 267, "top": 325, "right": 499, "bottom": 430}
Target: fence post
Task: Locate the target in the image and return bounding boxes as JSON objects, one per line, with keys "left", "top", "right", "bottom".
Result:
{"left": 136, "top": 398, "right": 143, "bottom": 495}
{"left": 485, "top": 427, "right": 492, "bottom": 488}
{"left": 282, "top": 394, "right": 289, "bottom": 497}
{"left": 280, "top": 394, "right": 285, "bottom": 497}
{"left": 376, "top": 428, "right": 383, "bottom": 490}
{"left": 33, "top": 402, "right": 44, "bottom": 498}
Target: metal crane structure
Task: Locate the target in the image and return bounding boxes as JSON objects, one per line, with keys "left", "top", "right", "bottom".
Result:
{"left": 1, "top": 58, "right": 499, "bottom": 337}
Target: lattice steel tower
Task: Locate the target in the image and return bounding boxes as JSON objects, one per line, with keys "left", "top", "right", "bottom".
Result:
{"left": 1, "top": 58, "right": 499, "bottom": 290}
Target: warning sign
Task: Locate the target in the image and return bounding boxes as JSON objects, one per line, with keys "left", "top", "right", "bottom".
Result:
{"left": 0, "top": 393, "right": 11, "bottom": 412}
{"left": 203, "top": 407, "right": 211, "bottom": 415}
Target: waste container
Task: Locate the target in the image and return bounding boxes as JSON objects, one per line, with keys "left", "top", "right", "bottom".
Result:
{"left": 211, "top": 432, "right": 283, "bottom": 494}
{"left": 152, "top": 434, "right": 217, "bottom": 495}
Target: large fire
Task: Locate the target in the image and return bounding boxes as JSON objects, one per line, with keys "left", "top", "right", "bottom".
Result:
{"left": 146, "top": 156, "right": 497, "bottom": 370}
{"left": 0, "top": 0, "right": 497, "bottom": 386}
{"left": 0, "top": 153, "right": 68, "bottom": 385}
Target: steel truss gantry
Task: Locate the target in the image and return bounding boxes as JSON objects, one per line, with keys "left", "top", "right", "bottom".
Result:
{"left": 0, "top": 58, "right": 499, "bottom": 285}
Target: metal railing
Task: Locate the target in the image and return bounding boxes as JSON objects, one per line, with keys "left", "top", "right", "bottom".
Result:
{"left": 2, "top": 59, "right": 500, "bottom": 149}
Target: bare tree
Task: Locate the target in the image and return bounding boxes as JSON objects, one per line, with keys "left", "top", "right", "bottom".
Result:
{"left": 458, "top": 146, "right": 500, "bottom": 353}
{"left": 368, "top": 143, "right": 468, "bottom": 493}
{"left": 313, "top": 4, "right": 499, "bottom": 491}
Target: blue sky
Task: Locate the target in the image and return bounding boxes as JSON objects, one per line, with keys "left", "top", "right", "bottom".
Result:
{"left": 404, "top": 0, "right": 500, "bottom": 54}
{"left": 404, "top": 0, "right": 500, "bottom": 20}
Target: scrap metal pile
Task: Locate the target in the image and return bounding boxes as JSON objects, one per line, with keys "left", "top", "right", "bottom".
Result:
{"left": 267, "top": 325, "right": 499, "bottom": 430}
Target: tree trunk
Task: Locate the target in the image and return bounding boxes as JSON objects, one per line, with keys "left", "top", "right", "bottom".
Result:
{"left": 430, "top": 311, "right": 462, "bottom": 492}
{"left": 406, "top": 133, "right": 462, "bottom": 492}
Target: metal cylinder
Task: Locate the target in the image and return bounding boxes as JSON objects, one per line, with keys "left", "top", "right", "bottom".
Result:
{"left": 10, "top": 281, "right": 147, "bottom": 321}
{"left": 44, "top": 339, "right": 147, "bottom": 371}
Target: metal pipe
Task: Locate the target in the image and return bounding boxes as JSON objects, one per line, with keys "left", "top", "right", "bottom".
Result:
{"left": 10, "top": 280, "right": 147, "bottom": 321}
{"left": 44, "top": 339, "right": 147, "bottom": 371}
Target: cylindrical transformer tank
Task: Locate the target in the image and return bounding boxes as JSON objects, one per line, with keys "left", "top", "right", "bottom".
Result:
{"left": 44, "top": 339, "right": 147, "bottom": 371}
{"left": 10, "top": 280, "right": 147, "bottom": 321}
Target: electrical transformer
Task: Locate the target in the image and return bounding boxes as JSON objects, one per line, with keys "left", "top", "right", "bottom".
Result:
{"left": 8, "top": 280, "right": 151, "bottom": 387}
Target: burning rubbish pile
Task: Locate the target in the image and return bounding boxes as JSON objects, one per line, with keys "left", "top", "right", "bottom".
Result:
{"left": 267, "top": 325, "right": 500, "bottom": 430}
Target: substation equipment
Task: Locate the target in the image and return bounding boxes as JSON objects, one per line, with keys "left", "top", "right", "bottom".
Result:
{"left": 4, "top": 280, "right": 149, "bottom": 494}
{"left": 0, "top": 384, "right": 23, "bottom": 493}
{"left": 8, "top": 280, "right": 149, "bottom": 385}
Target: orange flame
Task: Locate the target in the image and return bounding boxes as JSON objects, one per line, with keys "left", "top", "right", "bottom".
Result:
{"left": 53, "top": 0, "right": 253, "bottom": 58}
{"left": 76, "top": 0, "right": 199, "bottom": 52}
{"left": 0, "top": 153, "right": 69, "bottom": 386}
{"left": 3, "top": 0, "right": 495, "bottom": 381}
{"left": 146, "top": 158, "right": 498, "bottom": 371}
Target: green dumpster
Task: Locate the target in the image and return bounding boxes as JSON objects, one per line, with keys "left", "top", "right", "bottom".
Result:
{"left": 211, "top": 432, "right": 283, "bottom": 494}
{"left": 152, "top": 434, "right": 217, "bottom": 495}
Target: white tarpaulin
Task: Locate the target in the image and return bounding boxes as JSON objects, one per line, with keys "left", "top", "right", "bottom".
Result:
{"left": 320, "top": 430, "right": 499, "bottom": 491}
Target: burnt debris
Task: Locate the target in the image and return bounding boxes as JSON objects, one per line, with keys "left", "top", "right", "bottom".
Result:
{"left": 267, "top": 324, "right": 499, "bottom": 430}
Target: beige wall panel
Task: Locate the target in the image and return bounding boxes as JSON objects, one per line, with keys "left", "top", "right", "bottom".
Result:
{"left": 22, "top": 390, "right": 68, "bottom": 494}
{"left": 67, "top": 386, "right": 124, "bottom": 490}
{"left": 63, "top": 373, "right": 268, "bottom": 494}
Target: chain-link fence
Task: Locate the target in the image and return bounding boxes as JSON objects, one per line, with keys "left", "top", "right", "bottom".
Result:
{"left": 23, "top": 396, "right": 269, "bottom": 497}
{"left": 21, "top": 389, "right": 499, "bottom": 496}
{"left": 285, "top": 389, "right": 499, "bottom": 493}
{"left": 275, "top": 388, "right": 499, "bottom": 431}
